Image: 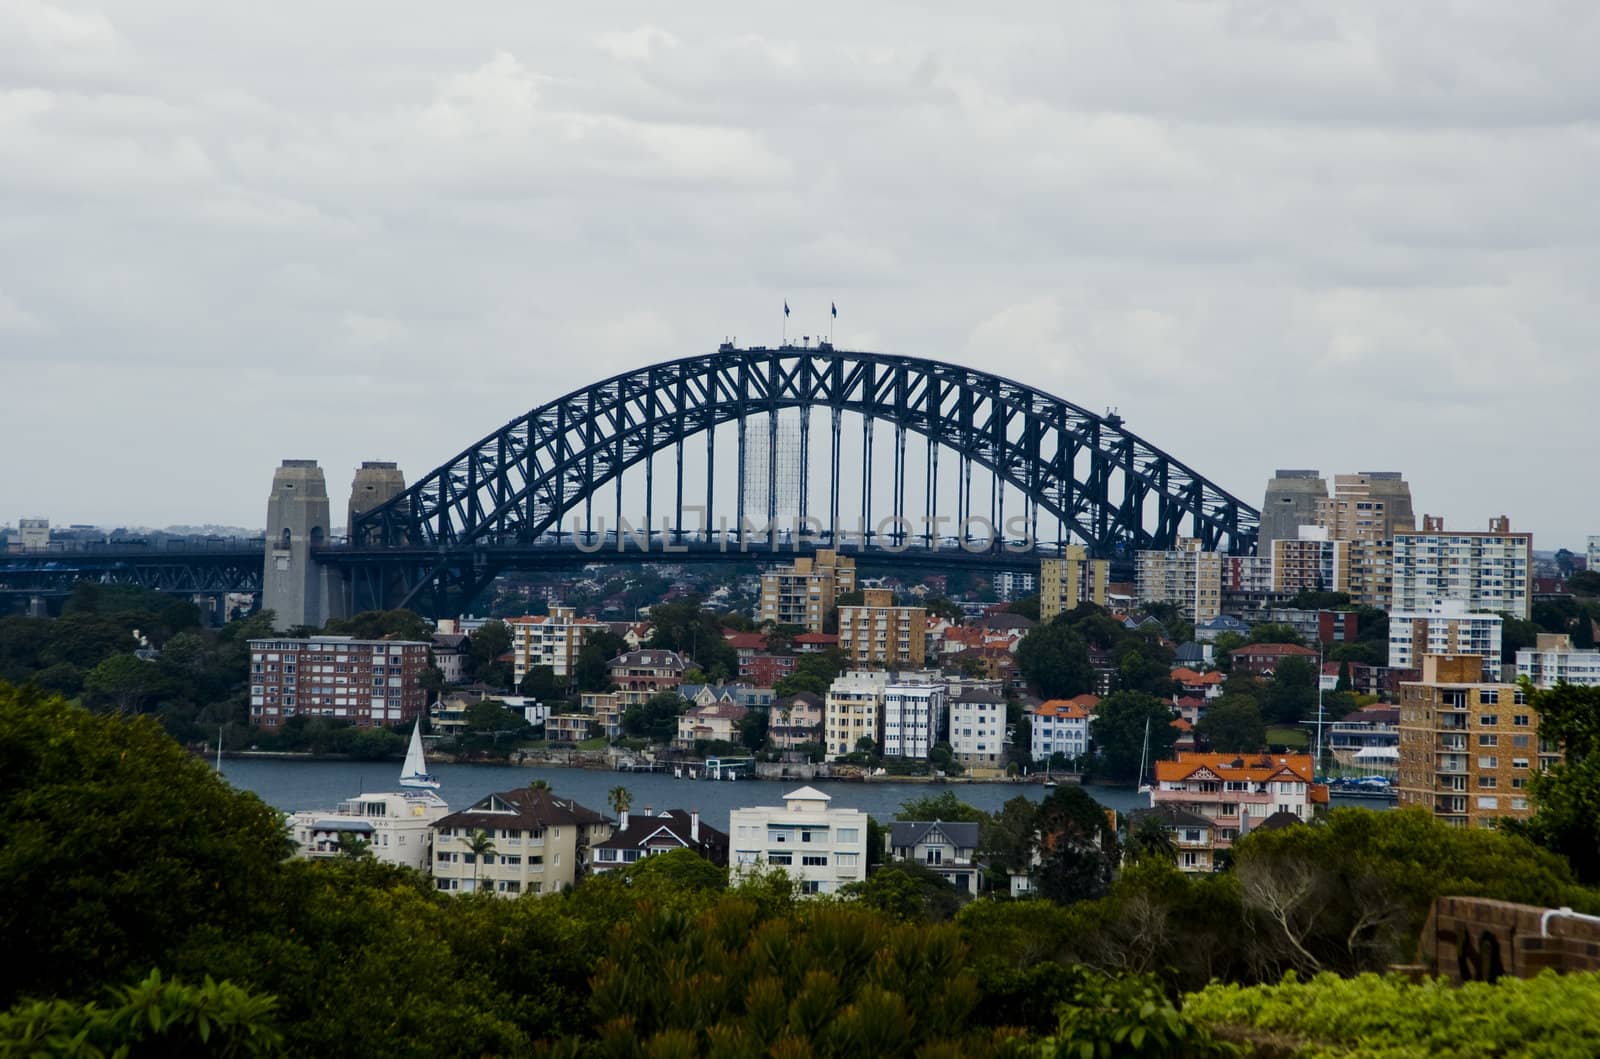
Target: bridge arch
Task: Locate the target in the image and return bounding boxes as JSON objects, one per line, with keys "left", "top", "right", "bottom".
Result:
{"left": 352, "top": 345, "right": 1258, "bottom": 563}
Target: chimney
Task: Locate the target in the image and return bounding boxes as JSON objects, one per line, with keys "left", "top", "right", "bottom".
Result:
{"left": 690, "top": 810, "right": 700, "bottom": 843}
{"left": 620, "top": 809, "right": 629, "bottom": 832}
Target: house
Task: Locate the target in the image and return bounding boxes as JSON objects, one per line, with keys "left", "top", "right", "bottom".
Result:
{"left": 886, "top": 821, "right": 984, "bottom": 894}
{"left": 1150, "top": 752, "right": 1329, "bottom": 857}
{"left": 1127, "top": 804, "right": 1215, "bottom": 873}
{"left": 288, "top": 790, "right": 449, "bottom": 872}
{"left": 740, "top": 653, "right": 796, "bottom": 686}
{"left": 1193, "top": 615, "right": 1250, "bottom": 643}
{"left": 430, "top": 690, "right": 549, "bottom": 735}
{"left": 729, "top": 786, "right": 869, "bottom": 896}
{"left": 590, "top": 808, "right": 729, "bottom": 874}
{"left": 769, "top": 692, "right": 824, "bottom": 751}
{"left": 431, "top": 787, "right": 612, "bottom": 896}
{"left": 675, "top": 700, "right": 749, "bottom": 749}
{"left": 546, "top": 713, "right": 594, "bottom": 743}
{"left": 1174, "top": 641, "right": 1215, "bottom": 668}
{"left": 1171, "top": 667, "right": 1225, "bottom": 701}
{"left": 608, "top": 650, "right": 687, "bottom": 707}
{"left": 1029, "top": 697, "right": 1093, "bottom": 765}
{"left": 793, "top": 632, "right": 839, "bottom": 654}
{"left": 579, "top": 691, "right": 624, "bottom": 740}
{"left": 431, "top": 632, "right": 472, "bottom": 685}
{"left": 1230, "top": 643, "right": 1319, "bottom": 678}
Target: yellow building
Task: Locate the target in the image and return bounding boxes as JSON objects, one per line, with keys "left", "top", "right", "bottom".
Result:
{"left": 758, "top": 550, "right": 857, "bottom": 632}
{"left": 1346, "top": 539, "right": 1394, "bottom": 610}
{"left": 1396, "top": 654, "right": 1555, "bottom": 829}
{"left": 1270, "top": 527, "right": 1349, "bottom": 596}
{"left": 1040, "top": 546, "right": 1110, "bottom": 622}
{"left": 1134, "top": 538, "right": 1222, "bottom": 622}
{"left": 836, "top": 588, "right": 926, "bottom": 669}
{"left": 508, "top": 606, "right": 604, "bottom": 685}
{"left": 1314, "top": 471, "right": 1415, "bottom": 543}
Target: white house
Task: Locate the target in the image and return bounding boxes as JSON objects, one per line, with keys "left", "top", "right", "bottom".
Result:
{"left": 948, "top": 687, "right": 1007, "bottom": 768}
{"left": 886, "top": 821, "right": 983, "bottom": 894}
{"left": 728, "top": 786, "right": 868, "bottom": 896}
{"left": 1029, "top": 697, "right": 1093, "bottom": 765}
{"left": 288, "top": 790, "right": 449, "bottom": 872}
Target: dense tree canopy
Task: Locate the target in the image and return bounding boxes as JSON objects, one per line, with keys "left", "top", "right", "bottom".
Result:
{"left": 1090, "top": 691, "right": 1177, "bottom": 783}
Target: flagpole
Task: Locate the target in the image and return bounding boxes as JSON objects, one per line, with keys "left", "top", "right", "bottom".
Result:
{"left": 782, "top": 300, "right": 788, "bottom": 346}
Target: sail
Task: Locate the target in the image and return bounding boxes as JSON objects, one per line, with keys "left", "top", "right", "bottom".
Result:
{"left": 398, "top": 719, "right": 440, "bottom": 789}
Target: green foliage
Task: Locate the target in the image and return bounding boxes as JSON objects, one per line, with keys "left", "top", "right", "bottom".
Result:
{"left": 82, "top": 652, "right": 168, "bottom": 714}
{"left": 647, "top": 598, "right": 739, "bottom": 680}
{"left": 1023, "top": 970, "right": 1232, "bottom": 1058}
{"left": 843, "top": 863, "right": 964, "bottom": 922}
{"left": 616, "top": 848, "right": 728, "bottom": 895}
{"left": 1123, "top": 816, "right": 1178, "bottom": 866}
{"left": 574, "top": 630, "right": 628, "bottom": 693}
{"left": 1185, "top": 970, "right": 1600, "bottom": 1058}
{"left": 467, "top": 619, "right": 514, "bottom": 686}
{"left": 1007, "top": 595, "right": 1042, "bottom": 622}
{"left": 1091, "top": 692, "right": 1177, "bottom": 783}
{"left": 0, "top": 686, "right": 290, "bottom": 1004}
{"left": 623, "top": 692, "right": 687, "bottom": 743}
{"left": 1246, "top": 623, "right": 1304, "bottom": 647}
{"left": 1035, "top": 786, "right": 1120, "bottom": 904}
{"left": 1195, "top": 695, "right": 1265, "bottom": 754}
{"left": 0, "top": 969, "right": 283, "bottom": 1058}
{"left": 1261, "top": 656, "right": 1318, "bottom": 726}
{"left": 322, "top": 608, "right": 432, "bottom": 644}
{"left": 774, "top": 648, "right": 846, "bottom": 698}
{"left": 897, "top": 791, "right": 989, "bottom": 823}
{"left": 1511, "top": 681, "right": 1600, "bottom": 883}
{"left": 1017, "top": 624, "right": 1096, "bottom": 699}
{"left": 1285, "top": 591, "right": 1352, "bottom": 611}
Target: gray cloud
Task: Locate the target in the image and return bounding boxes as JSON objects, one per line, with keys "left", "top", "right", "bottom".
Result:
{"left": 2, "top": 1, "right": 1596, "bottom": 548}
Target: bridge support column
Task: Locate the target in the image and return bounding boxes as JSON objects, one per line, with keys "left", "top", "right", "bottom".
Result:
{"left": 262, "top": 460, "right": 346, "bottom": 630}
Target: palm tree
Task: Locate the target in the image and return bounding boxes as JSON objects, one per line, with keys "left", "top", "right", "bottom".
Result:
{"left": 466, "top": 828, "right": 497, "bottom": 893}
{"left": 527, "top": 778, "right": 552, "bottom": 792}
{"left": 608, "top": 785, "right": 632, "bottom": 820}
{"left": 1125, "top": 815, "right": 1178, "bottom": 865}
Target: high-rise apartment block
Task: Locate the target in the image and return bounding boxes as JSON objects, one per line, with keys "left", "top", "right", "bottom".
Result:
{"left": 881, "top": 683, "right": 947, "bottom": 759}
{"left": 1260, "top": 470, "right": 1327, "bottom": 548}
{"left": 1315, "top": 472, "right": 1415, "bottom": 543}
{"left": 1346, "top": 539, "right": 1394, "bottom": 611}
{"left": 1517, "top": 634, "right": 1600, "bottom": 689}
{"left": 1397, "top": 654, "right": 1552, "bottom": 828}
{"left": 248, "top": 635, "right": 431, "bottom": 728}
{"left": 1270, "top": 526, "right": 1347, "bottom": 596}
{"left": 507, "top": 606, "right": 603, "bottom": 685}
{"left": 1387, "top": 600, "right": 1502, "bottom": 677}
{"left": 836, "top": 588, "right": 926, "bottom": 669}
{"left": 823, "top": 671, "right": 945, "bottom": 760}
{"left": 1135, "top": 539, "right": 1222, "bottom": 622}
{"left": 1391, "top": 516, "right": 1532, "bottom": 621}
{"left": 758, "top": 550, "right": 857, "bottom": 632}
{"left": 1040, "top": 546, "right": 1110, "bottom": 622}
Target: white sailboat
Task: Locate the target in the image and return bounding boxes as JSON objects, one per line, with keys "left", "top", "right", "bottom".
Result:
{"left": 1136, "top": 715, "right": 1154, "bottom": 801}
{"left": 399, "top": 719, "right": 441, "bottom": 789}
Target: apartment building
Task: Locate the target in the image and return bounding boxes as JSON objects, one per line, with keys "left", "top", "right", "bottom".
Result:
{"left": 1387, "top": 600, "right": 1503, "bottom": 677}
{"left": 248, "top": 636, "right": 431, "bottom": 729}
{"left": 431, "top": 787, "right": 612, "bottom": 896}
{"left": 1517, "top": 633, "right": 1600, "bottom": 688}
{"left": 729, "top": 786, "right": 869, "bottom": 895}
{"left": 1136, "top": 538, "right": 1222, "bottom": 622}
{"left": 1346, "top": 539, "right": 1395, "bottom": 610}
{"left": 880, "top": 682, "right": 946, "bottom": 759}
{"left": 1030, "top": 698, "right": 1093, "bottom": 765}
{"left": 1128, "top": 804, "right": 1217, "bottom": 873}
{"left": 1391, "top": 516, "right": 1532, "bottom": 621}
{"left": 288, "top": 790, "right": 449, "bottom": 872}
{"left": 836, "top": 588, "right": 927, "bottom": 669}
{"left": 1040, "top": 546, "right": 1110, "bottom": 622}
{"left": 507, "top": 606, "right": 604, "bottom": 685}
{"left": 994, "top": 570, "right": 1038, "bottom": 603}
{"left": 1149, "top": 752, "right": 1328, "bottom": 854}
{"left": 675, "top": 701, "right": 749, "bottom": 749}
{"left": 1589, "top": 536, "right": 1600, "bottom": 576}
{"left": 1313, "top": 471, "right": 1415, "bottom": 543}
{"left": 1270, "top": 526, "right": 1348, "bottom": 596}
{"left": 824, "top": 671, "right": 888, "bottom": 758}
{"left": 948, "top": 687, "right": 1007, "bottom": 768}
{"left": 607, "top": 649, "right": 686, "bottom": 708}
{"left": 758, "top": 550, "right": 857, "bottom": 632}
{"left": 1396, "top": 654, "right": 1554, "bottom": 829}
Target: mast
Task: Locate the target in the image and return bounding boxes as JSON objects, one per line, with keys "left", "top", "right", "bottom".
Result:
{"left": 1314, "top": 642, "right": 1326, "bottom": 779}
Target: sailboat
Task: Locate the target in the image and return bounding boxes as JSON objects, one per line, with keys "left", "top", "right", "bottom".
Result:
{"left": 1136, "top": 716, "right": 1154, "bottom": 801}
{"left": 399, "top": 719, "right": 441, "bottom": 789}
{"left": 215, "top": 729, "right": 224, "bottom": 772}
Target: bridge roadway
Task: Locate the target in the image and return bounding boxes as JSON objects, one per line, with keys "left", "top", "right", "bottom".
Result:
{"left": 0, "top": 533, "right": 1093, "bottom": 608}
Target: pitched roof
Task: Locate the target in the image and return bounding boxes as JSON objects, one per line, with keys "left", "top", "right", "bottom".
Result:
{"left": 783, "top": 785, "right": 832, "bottom": 802}
{"left": 724, "top": 632, "right": 769, "bottom": 650}
{"left": 1235, "top": 643, "right": 1318, "bottom": 658}
{"left": 975, "top": 612, "right": 1036, "bottom": 631}
{"left": 1253, "top": 810, "right": 1305, "bottom": 832}
{"left": 609, "top": 649, "right": 686, "bottom": 668}
{"left": 435, "top": 787, "right": 608, "bottom": 833}
{"left": 889, "top": 820, "right": 981, "bottom": 849}
{"left": 775, "top": 691, "right": 823, "bottom": 709}
{"left": 1130, "top": 804, "right": 1213, "bottom": 830}
{"left": 953, "top": 686, "right": 1006, "bottom": 704}
{"left": 1171, "top": 668, "right": 1224, "bottom": 685}
{"left": 592, "top": 809, "right": 729, "bottom": 864}
{"left": 1154, "top": 752, "right": 1316, "bottom": 785}
{"left": 685, "top": 701, "right": 749, "bottom": 721}
{"left": 793, "top": 632, "right": 838, "bottom": 645}
{"left": 1033, "top": 698, "right": 1092, "bottom": 720}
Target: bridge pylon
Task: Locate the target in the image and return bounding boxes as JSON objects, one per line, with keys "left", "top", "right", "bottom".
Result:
{"left": 262, "top": 460, "right": 346, "bottom": 630}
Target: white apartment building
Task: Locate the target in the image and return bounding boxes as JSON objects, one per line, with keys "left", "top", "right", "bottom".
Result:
{"left": 1387, "top": 599, "right": 1503, "bottom": 678}
{"left": 948, "top": 687, "right": 1007, "bottom": 768}
{"left": 880, "top": 682, "right": 946, "bottom": 759}
{"left": 1517, "top": 633, "right": 1600, "bottom": 688}
{"left": 1391, "top": 516, "right": 1532, "bottom": 621}
{"left": 1589, "top": 535, "right": 1600, "bottom": 576}
{"left": 1135, "top": 538, "right": 1222, "bottom": 622}
{"left": 1030, "top": 698, "right": 1092, "bottom": 764}
{"left": 508, "top": 606, "right": 603, "bottom": 685}
{"left": 288, "top": 791, "right": 449, "bottom": 872}
{"left": 824, "top": 671, "right": 887, "bottom": 758}
{"left": 728, "top": 786, "right": 868, "bottom": 896}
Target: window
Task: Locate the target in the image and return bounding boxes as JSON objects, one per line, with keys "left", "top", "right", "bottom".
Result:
{"left": 1479, "top": 691, "right": 1499, "bottom": 705}
{"left": 1477, "top": 797, "right": 1499, "bottom": 811}
{"left": 801, "top": 880, "right": 822, "bottom": 895}
{"left": 1478, "top": 734, "right": 1498, "bottom": 747}
{"left": 1513, "top": 758, "right": 1529, "bottom": 769}
{"left": 1479, "top": 715, "right": 1498, "bottom": 727}
{"left": 802, "top": 855, "right": 828, "bottom": 867}
{"left": 1513, "top": 715, "right": 1531, "bottom": 727}
{"left": 768, "top": 852, "right": 793, "bottom": 865}
{"left": 1478, "top": 757, "right": 1498, "bottom": 769}
{"left": 1478, "top": 776, "right": 1498, "bottom": 789}
{"left": 835, "top": 853, "right": 859, "bottom": 867}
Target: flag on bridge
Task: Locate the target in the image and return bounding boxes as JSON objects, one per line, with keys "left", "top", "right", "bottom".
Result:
{"left": 783, "top": 300, "right": 790, "bottom": 318}
{"left": 831, "top": 302, "right": 837, "bottom": 318}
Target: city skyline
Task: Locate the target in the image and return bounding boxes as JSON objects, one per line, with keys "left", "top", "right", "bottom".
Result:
{"left": 4, "top": 3, "right": 1598, "bottom": 545}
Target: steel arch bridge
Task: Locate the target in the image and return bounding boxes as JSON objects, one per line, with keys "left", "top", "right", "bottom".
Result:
{"left": 342, "top": 343, "right": 1258, "bottom": 614}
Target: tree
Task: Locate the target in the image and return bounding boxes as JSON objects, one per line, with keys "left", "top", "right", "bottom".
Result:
{"left": 0, "top": 685, "right": 291, "bottom": 1004}
{"left": 739, "top": 708, "right": 769, "bottom": 752}
{"left": 82, "top": 652, "right": 167, "bottom": 714}
{"left": 841, "top": 863, "right": 963, "bottom": 921}
{"left": 1195, "top": 694, "right": 1265, "bottom": 753}
{"left": 1262, "top": 655, "right": 1318, "bottom": 725}
{"left": 1568, "top": 570, "right": 1600, "bottom": 596}
{"left": 895, "top": 791, "right": 988, "bottom": 823}
{"left": 573, "top": 630, "right": 627, "bottom": 692}
{"left": 324, "top": 609, "right": 432, "bottom": 643}
{"left": 1016, "top": 623, "right": 1095, "bottom": 698}
{"left": 1034, "top": 785, "right": 1119, "bottom": 903}
{"left": 1246, "top": 623, "right": 1304, "bottom": 647}
{"left": 1510, "top": 682, "right": 1600, "bottom": 883}
{"left": 467, "top": 620, "right": 513, "bottom": 686}
{"left": 1124, "top": 815, "right": 1178, "bottom": 865}
{"left": 623, "top": 692, "right": 686, "bottom": 743}
{"left": 607, "top": 786, "right": 632, "bottom": 818}
{"left": 1211, "top": 631, "right": 1247, "bottom": 672}
{"left": 979, "top": 796, "right": 1041, "bottom": 884}
{"left": 466, "top": 829, "right": 497, "bottom": 893}
{"left": 1091, "top": 691, "right": 1178, "bottom": 783}
{"left": 1006, "top": 595, "right": 1041, "bottom": 622}
{"left": 519, "top": 664, "right": 559, "bottom": 699}
{"left": 337, "top": 831, "right": 375, "bottom": 860}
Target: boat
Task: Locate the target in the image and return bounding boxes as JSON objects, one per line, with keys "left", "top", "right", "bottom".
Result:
{"left": 285, "top": 718, "right": 449, "bottom": 870}
{"left": 1136, "top": 716, "right": 1154, "bottom": 801}
{"left": 399, "top": 719, "right": 441, "bottom": 789}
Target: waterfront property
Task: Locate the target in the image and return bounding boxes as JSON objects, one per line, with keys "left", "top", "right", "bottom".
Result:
{"left": 728, "top": 786, "right": 868, "bottom": 896}
{"left": 431, "top": 787, "right": 612, "bottom": 896}
{"left": 288, "top": 790, "right": 449, "bottom": 871}
{"left": 590, "top": 808, "right": 728, "bottom": 874}
{"left": 885, "top": 820, "right": 983, "bottom": 893}
{"left": 1150, "top": 752, "right": 1328, "bottom": 855}
{"left": 248, "top": 634, "right": 431, "bottom": 728}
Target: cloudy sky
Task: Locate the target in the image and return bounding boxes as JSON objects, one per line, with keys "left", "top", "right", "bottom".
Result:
{"left": 3, "top": 1, "right": 1597, "bottom": 547}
